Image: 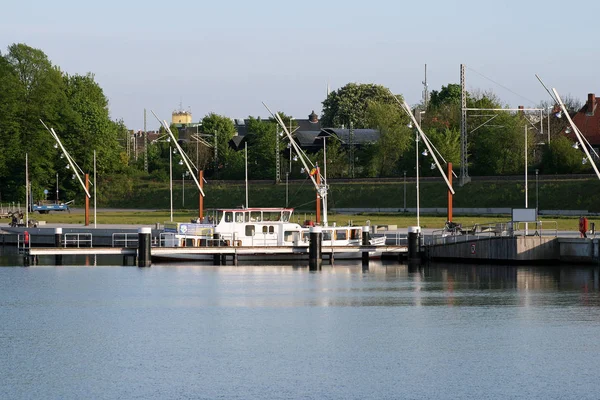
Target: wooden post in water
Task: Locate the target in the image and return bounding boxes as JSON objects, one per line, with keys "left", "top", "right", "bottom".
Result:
{"left": 85, "top": 173, "right": 90, "bottom": 226}
{"left": 447, "top": 162, "right": 453, "bottom": 222}
{"left": 199, "top": 170, "right": 204, "bottom": 219}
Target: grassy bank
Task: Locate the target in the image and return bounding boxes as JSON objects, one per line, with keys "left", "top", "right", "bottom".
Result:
{"left": 95, "top": 175, "right": 600, "bottom": 213}
{"left": 32, "top": 210, "right": 587, "bottom": 231}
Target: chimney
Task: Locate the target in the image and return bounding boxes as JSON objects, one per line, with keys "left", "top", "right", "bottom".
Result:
{"left": 588, "top": 93, "right": 596, "bottom": 115}
{"left": 309, "top": 110, "right": 318, "bottom": 123}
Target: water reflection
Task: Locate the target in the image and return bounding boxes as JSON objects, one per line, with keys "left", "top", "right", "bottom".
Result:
{"left": 2, "top": 258, "right": 600, "bottom": 399}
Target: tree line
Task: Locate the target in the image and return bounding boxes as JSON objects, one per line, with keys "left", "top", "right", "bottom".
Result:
{"left": 0, "top": 43, "right": 591, "bottom": 204}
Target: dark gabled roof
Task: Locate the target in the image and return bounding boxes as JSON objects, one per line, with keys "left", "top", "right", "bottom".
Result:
{"left": 319, "top": 128, "right": 380, "bottom": 145}
{"left": 230, "top": 136, "right": 246, "bottom": 150}
{"left": 296, "top": 119, "right": 322, "bottom": 132}
{"left": 295, "top": 131, "right": 320, "bottom": 147}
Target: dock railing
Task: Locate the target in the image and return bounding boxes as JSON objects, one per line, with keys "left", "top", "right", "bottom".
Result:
{"left": 112, "top": 233, "right": 139, "bottom": 248}
{"left": 429, "top": 220, "right": 558, "bottom": 245}
{"left": 63, "top": 233, "right": 92, "bottom": 248}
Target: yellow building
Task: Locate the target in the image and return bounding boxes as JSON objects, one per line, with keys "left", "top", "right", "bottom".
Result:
{"left": 172, "top": 110, "right": 192, "bottom": 125}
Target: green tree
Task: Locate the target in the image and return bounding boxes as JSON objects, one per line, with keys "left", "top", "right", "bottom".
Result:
{"left": 2, "top": 43, "right": 69, "bottom": 201}
{"left": 200, "top": 113, "right": 237, "bottom": 176}
{"left": 364, "top": 101, "right": 412, "bottom": 177}
{"left": 245, "top": 117, "right": 277, "bottom": 179}
{"left": 470, "top": 113, "right": 531, "bottom": 175}
{"left": 541, "top": 136, "right": 592, "bottom": 174}
{"left": 62, "top": 73, "right": 124, "bottom": 176}
{"left": 321, "top": 83, "right": 398, "bottom": 128}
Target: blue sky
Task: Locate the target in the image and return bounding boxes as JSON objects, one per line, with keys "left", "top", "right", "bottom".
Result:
{"left": 2, "top": 0, "right": 597, "bottom": 130}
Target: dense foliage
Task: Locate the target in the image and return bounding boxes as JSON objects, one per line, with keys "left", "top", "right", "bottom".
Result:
{"left": 0, "top": 43, "right": 592, "bottom": 206}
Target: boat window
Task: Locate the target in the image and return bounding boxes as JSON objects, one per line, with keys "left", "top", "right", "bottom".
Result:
{"left": 250, "top": 211, "right": 261, "bottom": 222}
{"left": 225, "top": 212, "right": 233, "bottom": 223}
{"left": 350, "top": 229, "right": 361, "bottom": 240}
{"left": 269, "top": 226, "right": 274, "bottom": 233}
{"left": 185, "top": 238, "right": 195, "bottom": 247}
{"left": 284, "top": 231, "right": 295, "bottom": 241}
{"left": 282, "top": 211, "right": 291, "bottom": 222}
{"left": 323, "top": 230, "right": 332, "bottom": 241}
{"left": 302, "top": 232, "right": 309, "bottom": 242}
{"left": 245, "top": 212, "right": 250, "bottom": 222}
{"left": 262, "top": 226, "right": 268, "bottom": 233}
{"left": 245, "top": 225, "right": 255, "bottom": 236}
{"left": 336, "top": 230, "right": 347, "bottom": 240}
{"left": 263, "top": 212, "right": 280, "bottom": 222}
{"left": 235, "top": 212, "right": 244, "bottom": 223}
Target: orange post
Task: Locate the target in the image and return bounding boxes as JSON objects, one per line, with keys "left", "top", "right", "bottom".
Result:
{"left": 199, "top": 170, "right": 204, "bottom": 219}
{"left": 316, "top": 168, "right": 321, "bottom": 225}
{"left": 447, "top": 162, "right": 453, "bottom": 222}
{"left": 85, "top": 173, "right": 90, "bottom": 226}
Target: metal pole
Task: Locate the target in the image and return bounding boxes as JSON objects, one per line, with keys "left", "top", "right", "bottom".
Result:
{"left": 416, "top": 131, "right": 420, "bottom": 227}
{"left": 245, "top": 142, "right": 249, "bottom": 208}
{"left": 536, "top": 169, "right": 539, "bottom": 213}
{"left": 525, "top": 126, "right": 528, "bottom": 235}
{"left": 182, "top": 173, "right": 185, "bottom": 208}
{"left": 169, "top": 147, "right": 173, "bottom": 222}
{"left": 25, "top": 153, "right": 28, "bottom": 227}
{"left": 403, "top": 171, "right": 407, "bottom": 211}
{"left": 94, "top": 150, "right": 96, "bottom": 228}
{"left": 525, "top": 126, "right": 528, "bottom": 209}
{"left": 56, "top": 172, "right": 59, "bottom": 204}
{"left": 547, "top": 110, "right": 550, "bottom": 144}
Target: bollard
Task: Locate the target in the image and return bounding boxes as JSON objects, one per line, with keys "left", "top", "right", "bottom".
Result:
{"left": 408, "top": 226, "right": 421, "bottom": 264}
{"left": 137, "top": 227, "right": 152, "bottom": 267}
{"left": 54, "top": 227, "right": 63, "bottom": 247}
{"left": 309, "top": 226, "right": 322, "bottom": 270}
{"left": 213, "top": 233, "right": 221, "bottom": 265}
{"left": 54, "top": 227, "right": 63, "bottom": 265}
{"left": 362, "top": 226, "right": 370, "bottom": 265}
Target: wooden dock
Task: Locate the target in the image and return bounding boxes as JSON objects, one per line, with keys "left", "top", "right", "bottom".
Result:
{"left": 24, "top": 245, "right": 408, "bottom": 264}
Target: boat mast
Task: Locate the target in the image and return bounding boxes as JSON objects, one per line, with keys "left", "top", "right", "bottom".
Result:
{"left": 263, "top": 103, "right": 328, "bottom": 226}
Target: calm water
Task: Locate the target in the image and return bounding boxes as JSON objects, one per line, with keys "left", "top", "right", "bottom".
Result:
{"left": 1, "top": 253, "right": 600, "bottom": 399}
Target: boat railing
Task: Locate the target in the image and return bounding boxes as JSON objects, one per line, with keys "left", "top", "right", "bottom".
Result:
{"left": 63, "top": 233, "right": 92, "bottom": 248}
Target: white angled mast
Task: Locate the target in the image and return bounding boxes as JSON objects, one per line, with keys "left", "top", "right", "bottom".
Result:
{"left": 263, "top": 102, "right": 329, "bottom": 226}
{"left": 151, "top": 111, "right": 205, "bottom": 197}
{"left": 389, "top": 93, "right": 455, "bottom": 195}
{"left": 40, "top": 120, "right": 91, "bottom": 199}
{"left": 552, "top": 88, "right": 600, "bottom": 180}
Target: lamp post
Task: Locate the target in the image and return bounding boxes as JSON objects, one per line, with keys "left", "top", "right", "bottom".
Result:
{"left": 403, "top": 170, "right": 407, "bottom": 212}
{"left": 56, "top": 172, "right": 59, "bottom": 204}
{"left": 535, "top": 169, "right": 539, "bottom": 214}
{"left": 416, "top": 130, "right": 420, "bottom": 228}
{"left": 169, "top": 147, "right": 173, "bottom": 222}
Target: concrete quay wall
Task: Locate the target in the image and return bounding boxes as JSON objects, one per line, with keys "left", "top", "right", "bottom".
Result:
{"left": 426, "top": 236, "right": 600, "bottom": 264}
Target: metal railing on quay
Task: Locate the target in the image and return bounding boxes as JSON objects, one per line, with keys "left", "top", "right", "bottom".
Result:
{"left": 112, "top": 233, "right": 139, "bottom": 248}
{"left": 63, "top": 233, "right": 92, "bottom": 248}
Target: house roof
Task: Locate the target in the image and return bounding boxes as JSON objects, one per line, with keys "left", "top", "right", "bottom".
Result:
{"left": 570, "top": 93, "right": 600, "bottom": 146}
{"left": 319, "top": 128, "right": 380, "bottom": 145}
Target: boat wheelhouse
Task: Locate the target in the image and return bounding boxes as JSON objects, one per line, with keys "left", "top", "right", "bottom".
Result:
{"left": 163, "top": 207, "right": 377, "bottom": 249}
